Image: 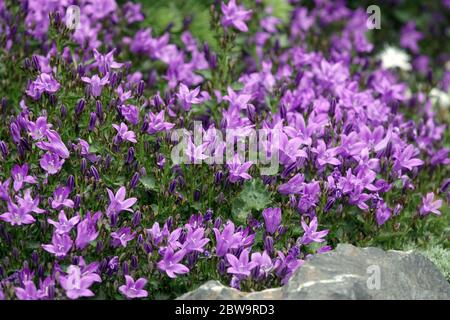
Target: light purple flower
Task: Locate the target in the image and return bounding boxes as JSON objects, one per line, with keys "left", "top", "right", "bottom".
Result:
{"left": 113, "top": 123, "right": 137, "bottom": 144}
{"left": 76, "top": 212, "right": 101, "bottom": 250}
{"left": 185, "top": 137, "right": 209, "bottom": 164}
{"left": 27, "top": 116, "right": 52, "bottom": 140}
{"left": 223, "top": 86, "right": 252, "bottom": 110}
{"left": 51, "top": 186, "right": 74, "bottom": 210}
{"left": 119, "top": 275, "right": 148, "bottom": 299}
{"left": 120, "top": 104, "right": 139, "bottom": 125}
{"left": 123, "top": 2, "right": 145, "bottom": 23}
{"left": 42, "top": 233, "right": 72, "bottom": 258}
{"left": 93, "top": 48, "right": 123, "bottom": 74}
{"left": 213, "top": 221, "right": 243, "bottom": 257}
{"left": 146, "top": 222, "right": 168, "bottom": 245}
{"left": 15, "top": 189, "right": 45, "bottom": 214}
{"left": 300, "top": 216, "right": 329, "bottom": 245}
{"left": 106, "top": 186, "right": 137, "bottom": 217}
{"left": 251, "top": 251, "right": 273, "bottom": 276}
{"left": 393, "top": 144, "right": 424, "bottom": 172}
{"left": 0, "top": 200, "right": 36, "bottom": 226}
{"left": 278, "top": 173, "right": 305, "bottom": 195}
{"left": 84, "top": 0, "right": 117, "bottom": 20}
{"left": 157, "top": 247, "right": 189, "bottom": 278}
{"left": 262, "top": 207, "right": 282, "bottom": 234}
{"left": 146, "top": 110, "right": 175, "bottom": 134}
{"left": 37, "top": 73, "right": 60, "bottom": 93}
{"left": 47, "top": 210, "right": 80, "bottom": 234}
{"left": 111, "top": 227, "right": 136, "bottom": 248}
{"left": 36, "top": 129, "right": 70, "bottom": 159}
{"left": 227, "top": 154, "right": 252, "bottom": 183}
{"left": 26, "top": 73, "right": 60, "bottom": 99}
{"left": 15, "top": 281, "right": 39, "bottom": 300}
{"left": 40, "top": 152, "right": 65, "bottom": 175}
{"left": 11, "top": 164, "right": 37, "bottom": 192}
{"left": 0, "top": 178, "right": 11, "bottom": 201}
{"left": 420, "top": 192, "right": 443, "bottom": 216}
{"left": 226, "top": 248, "right": 258, "bottom": 277}
{"left": 177, "top": 83, "right": 202, "bottom": 111}
{"left": 182, "top": 226, "right": 210, "bottom": 253}
{"left": 81, "top": 74, "right": 109, "bottom": 97}
{"left": 375, "top": 201, "right": 392, "bottom": 226}
{"left": 278, "top": 133, "right": 308, "bottom": 166}
{"left": 400, "top": 22, "right": 423, "bottom": 54}
{"left": 311, "top": 140, "right": 341, "bottom": 167}
{"left": 221, "top": 0, "right": 252, "bottom": 32}
{"left": 59, "top": 265, "right": 101, "bottom": 300}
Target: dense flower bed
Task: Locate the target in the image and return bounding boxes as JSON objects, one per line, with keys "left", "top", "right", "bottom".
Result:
{"left": 0, "top": 0, "right": 448, "bottom": 300}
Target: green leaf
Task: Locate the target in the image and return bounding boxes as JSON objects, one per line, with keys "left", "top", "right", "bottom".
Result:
{"left": 140, "top": 175, "right": 158, "bottom": 191}
{"left": 231, "top": 179, "right": 272, "bottom": 223}
{"left": 263, "top": 0, "right": 292, "bottom": 22}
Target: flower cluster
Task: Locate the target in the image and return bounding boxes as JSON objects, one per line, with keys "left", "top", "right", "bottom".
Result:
{"left": 0, "top": 0, "right": 448, "bottom": 300}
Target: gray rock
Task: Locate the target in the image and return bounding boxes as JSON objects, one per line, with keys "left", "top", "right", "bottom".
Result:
{"left": 177, "top": 244, "right": 450, "bottom": 300}
{"left": 177, "top": 280, "right": 282, "bottom": 300}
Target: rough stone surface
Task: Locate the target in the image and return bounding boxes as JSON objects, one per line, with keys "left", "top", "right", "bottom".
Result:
{"left": 177, "top": 244, "right": 450, "bottom": 300}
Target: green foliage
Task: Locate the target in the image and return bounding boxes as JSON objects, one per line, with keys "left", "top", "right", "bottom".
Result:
{"left": 231, "top": 179, "right": 273, "bottom": 223}
{"left": 405, "top": 245, "right": 450, "bottom": 282}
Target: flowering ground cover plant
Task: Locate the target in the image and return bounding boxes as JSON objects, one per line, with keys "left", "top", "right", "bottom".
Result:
{"left": 0, "top": 0, "right": 449, "bottom": 300}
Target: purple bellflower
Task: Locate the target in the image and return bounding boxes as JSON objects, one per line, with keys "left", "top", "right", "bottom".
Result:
{"left": 221, "top": 0, "right": 252, "bottom": 32}
{"left": 157, "top": 247, "right": 189, "bottom": 278}
{"left": 119, "top": 275, "right": 148, "bottom": 299}
{"left": 262, "top": 207, "right": 282, "bottom": 234}
{"left": 106, "top": 186, "right": 137, "bottom": 217}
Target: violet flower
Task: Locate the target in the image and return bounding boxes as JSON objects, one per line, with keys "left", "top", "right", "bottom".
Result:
{"left": 146, "top": 110, "right": 175, "bottom": 134}
{"left": 112, "top": 123, "right": 137, "bottom": 144}
{"left": 81, "top": 74, "right": 109, "bottom": 97}
{"left": 59, "top": 265, "right": 101, "bottom": 300}
{"left": 0, "top": 200, "right": 36, "bottom": 226}
{"left": 15, "top": 281, "right": 39, "bottom": 300}
{"left": 42, "top": 233, "right": 73, "bottom": 258}
{"left": 0, "top": 178, "right": 11, "bottom": 201}
{"left": 420, "top": 192, "right": 443, "bottom": 216}
{"left": 251, "top": 251, "right": 273, "bottom": 276}
{"left": 147, "top": 222, "right": 168, "bottom": 245}
{"left": 76, "top": 212, "right": 101, "bottom": 250}
{"left": 299, "top": 216, "right": 329, "bottom": 245}
{"left": 27, "top": 116, "right": 52, "bottom": 140}
{"left": 221, "top": 0, "right": 252, "bottom": 33}
{"left": 311, "top": 140, "right": 341, "bottom": 167}
{"left": 40, "top": 152, "right": 65, "bottom": 175}
{"left": 227, "top": 154, "right": 253, "bottom": 183}
{"left": 177, "top": 83, "right": 202, "bottom": 111}
{"left": 375, "top": 201, "right": 392, "bottom": 226}
{"left": 47, "top": 210, "right": 80, "bottom": 234}
{"left": 36, "top": 130, "right": 70, "bottom": 159}
{"left": 120, "top": 104, "right": 139, "bottom": 125}
{"left": 15, "top": 189, "right": 45, "bottom": 214}
{"left": 223, "top": 87, "right": 252, "bottom": 110}
{"left": 392, "top": 144, "right": 424, "bottom": 172}
{"left": 119, "top": 275, "right": 148, "bottom": 299}
{"left": 93, "top": 48, "right": 123, "bottom": 74}
{"left": 262, "top": 207, "right": 282, "bottom": 234}
{"left": 51, "top": 186, "right": 74, "bottom": 210}
{"left": 400, "top": 22, "right": 423, "bottom": 54}
{"left": 226, "top": 248, "right": 258, "bottom": 277}
{"left": 106, "top": 186, "right": 137, "bottom": 217}
{"left": 213, "top": 221, "right": 243, "bottom": 257}
{"left": 181, "top": 226, "right": 210, "bottom": 253}
{"left": 26, "top": 73, "right": 60, "bottom": 99}
{"left": 111, "top": 227, "right": 136, "bottom": 248}
{"left": 11, "top": 164, "right": 37, "bottom": 192}
{"left": 157, "top": 247, "right": 189, "bottom": 278}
